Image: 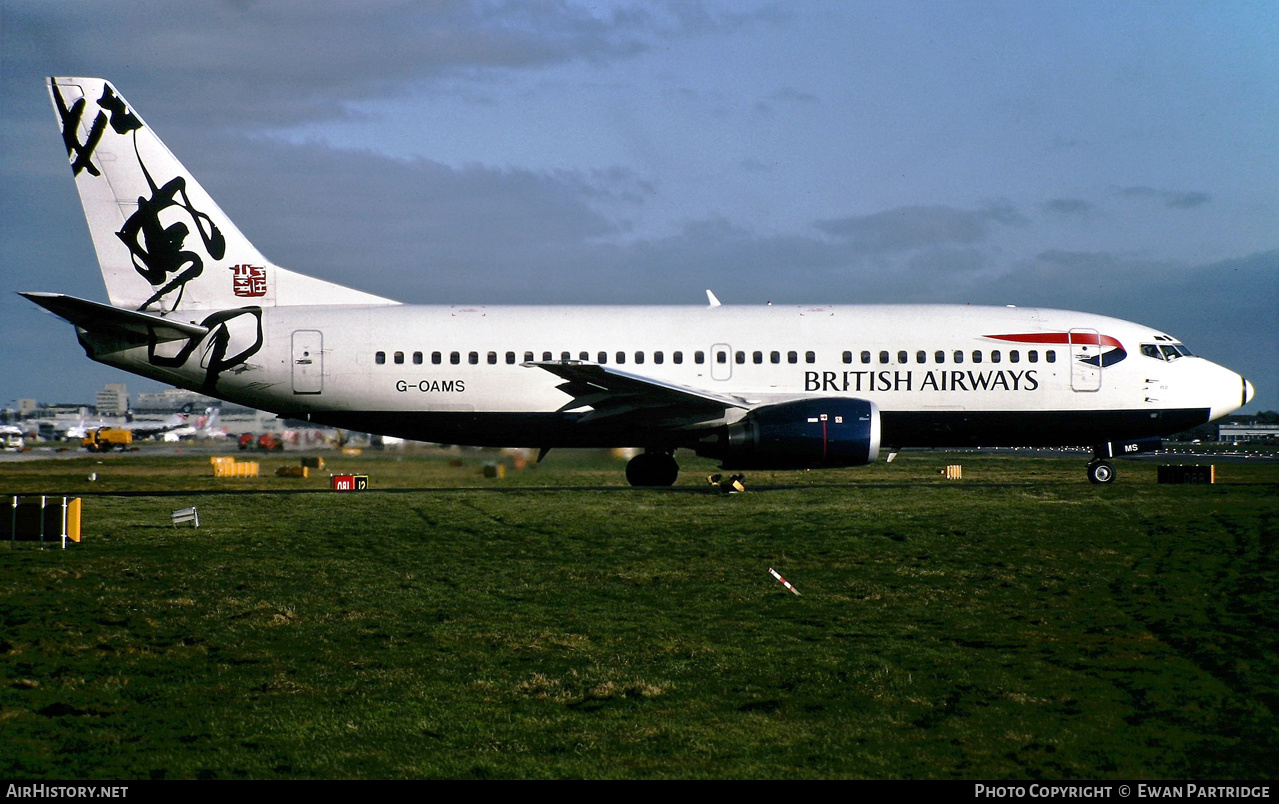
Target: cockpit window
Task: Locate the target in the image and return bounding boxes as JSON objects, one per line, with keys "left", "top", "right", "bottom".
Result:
{"left": 1143, "top": 342, "right": 1195, "bottom": 361}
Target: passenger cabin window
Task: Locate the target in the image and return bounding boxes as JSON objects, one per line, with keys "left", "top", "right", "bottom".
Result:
{"left": 561, "top": 351, "right": 571, "bottom": 361}
{"left": 990, "top": 350, "right": 1001, "bottom": 364}
{"left": 580, "top": 351, "right": 590, "bottom": 361}
{"left": 953, "top": 350, "right": 964, "bottom": 364}
{"left": 971, "top": 350, "right": 983, "bottom": 364}
{"left": 432, "top": 351, "right": 442, "bottom": 365}
{"left": 897, "top": 351, "right": 908, "bottom": 364}
{"left": 542, "top": 351, "right": 553, "bottom": 362}
{"left": 673, "top": 351, "right": 683, "bottom": 364}
{"left": 654, "top": 351, "right": 664, "bottom": 364}
{"left": 469, "top": 352, "right": 479, "bottom": 365}
{"left": 413, "top": 351, "right": 423, "bottom": 365}
{"left": 916, "top": 351, "right": 927, "bottom": 364}
{"left": 861, "top": 351, "right": 872, "bottom": 364}
{"left": 506, "top": 351, "right": 516, "bottom": 365}
{"left": 1046, "top": 351, "right": 1056, "bottom": 363}
{"left": 635, "top": 351, "right": 645, "bottom": 364}
{"left": 842, "top": 351, "right": 853, "bottom": 364}
{"left": 450, "top": 351, "right": 460, "bottom": 365}
{"left": 694, "top": 351, "right": 705, "bottom": 364}
{"left": 735, "top": 351, "right": 745, "bottom": 364}
{"left": 879, "top": 351, "right": 890, "bottom": 365}
{"left": 616, "top": 351, "right": 626, "bottom": 364}
{"left": 754, "top": 351, "right": 764, "bottom": 364}
{"left": 524, "top": 351, "right": 534, "bottom": 363}
{"left": 1009, "top": 350, "right": 1019, "bottom": 364}
{"left": 394, "top": 351, "right": 404, "bottom": 365}
{"left": 597, "top": 351, "right": 607, "bottom": 364}
{"left": 935, "top": 351, "right": 945, "bottom": 364}
{"left": 771, "top": 351, "right": 781, "bottom": 364}
{"left": 487, "top": 351, "right": 498, "bottom": 365}
{"left": 1028, "top": 350, "right": 1038, "bottom": 363}
{"left": 716, "top": 351, "right": 728, "bottom": 364}
{"left": 788, "top": 351, "right": 798, "bottom": 364}
{"left": 805, "top": 351, "right": 816, "bottom": 364}
{"left": 375, "top": 351, "right": 386, "bottom": 365}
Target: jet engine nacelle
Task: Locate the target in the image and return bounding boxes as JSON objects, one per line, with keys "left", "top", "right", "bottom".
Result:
{"left": 712, "top": 398, "right": 881, "bottom": 469}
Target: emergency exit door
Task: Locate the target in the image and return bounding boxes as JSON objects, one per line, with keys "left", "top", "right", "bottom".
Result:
{"left": 292, "top": 330, "right": 323, "bottom": 394}
{"left": 710, "top": 343, "right": 732, "bottom": 381}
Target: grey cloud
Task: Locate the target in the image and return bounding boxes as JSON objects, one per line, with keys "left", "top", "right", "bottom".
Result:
{"left": 771, "top": 87, "right": 819, "bottom": 105}
{"left": 3, "top": 0, "right": 743, "bottom": 130}
{"left": 1043, "top": 198, "right": 1093, "bottom": 215}
{"left": 751, "top": 87, "right": 821, "bottom": 117}
{"left": 183, "top": 135, "right": 625, "bottom": 300}
{"left": 814, "top": 204, "right": 1024, "bottom": 254}
{"left": 1116, "top": 186, "right": 1211, "bottom": 209}
{"left": 739, "top": 157, "right": 772, "bottom": 173}
{"left": 1030, "top": 250, "right": 1125, "bottom": 273}
{"left": 1164, "top": 191, "right": 1211, "bottom": 209}
{"left": 904, "top": 247, "right": 989, "bottom": 282}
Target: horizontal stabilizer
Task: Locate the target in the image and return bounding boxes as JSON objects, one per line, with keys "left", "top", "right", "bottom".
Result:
{"left": 20, "top": 292, "right": 209, "bottom": 342}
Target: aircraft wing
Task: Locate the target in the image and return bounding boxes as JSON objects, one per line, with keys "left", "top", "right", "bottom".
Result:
{"left": 21, "top": 293, "right": 210, "bottom": 342}
{"left": 527, "top": 360, "right": 751, "bottom": 425}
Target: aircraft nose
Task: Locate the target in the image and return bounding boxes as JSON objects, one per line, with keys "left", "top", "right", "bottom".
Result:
{"left": 1205, "top": 363, "right": 1254, "bottom": 422}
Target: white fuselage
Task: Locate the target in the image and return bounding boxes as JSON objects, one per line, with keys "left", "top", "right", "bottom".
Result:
{"left": 83, "top": 301, "right": 1249, "bottom": 451}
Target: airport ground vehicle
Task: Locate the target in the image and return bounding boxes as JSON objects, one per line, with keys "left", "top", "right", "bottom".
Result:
{"left": 82, "top": 427, "right": 133, "bottom": 452}
{"left": 0, "top": 427, "right": 24, "bottom": 452}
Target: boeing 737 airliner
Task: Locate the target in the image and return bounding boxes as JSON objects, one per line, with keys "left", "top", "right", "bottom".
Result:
{"left": 24, "top": 77, "right": 1255, "bottom": 485}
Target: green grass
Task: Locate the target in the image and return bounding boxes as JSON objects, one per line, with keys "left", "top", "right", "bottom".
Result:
{"left": 1, "top": 449, "right": 1276, "bottom": 778}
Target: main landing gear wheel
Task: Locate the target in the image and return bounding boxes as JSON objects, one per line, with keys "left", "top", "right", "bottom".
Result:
{"left": 626, "top": 451, "right": 679, "bottom": 487}
{"left": 1087, "top": 459, "right": 1116, "bottom": 485}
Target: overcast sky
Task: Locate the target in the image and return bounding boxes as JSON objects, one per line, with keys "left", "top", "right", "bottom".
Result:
{"left": 1, "top": 0, "right": 1275, "bottom": 411}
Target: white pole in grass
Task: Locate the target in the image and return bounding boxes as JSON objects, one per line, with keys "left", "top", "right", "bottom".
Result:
{"left": 769, "top": 567, "right": 801, "bottom": 596}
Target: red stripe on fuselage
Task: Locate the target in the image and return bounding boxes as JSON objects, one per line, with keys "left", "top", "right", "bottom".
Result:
{"left": 985, "top": 332, "right": 1123, "bottom": 349}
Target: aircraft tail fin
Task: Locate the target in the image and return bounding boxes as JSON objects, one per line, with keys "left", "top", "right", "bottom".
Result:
{"left": 47, "top": 77, "right": 398, "bottom": 312}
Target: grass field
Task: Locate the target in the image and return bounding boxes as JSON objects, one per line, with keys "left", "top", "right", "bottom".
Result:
{"left": 1, "top": 448, "right": 1276, "bottom": 779}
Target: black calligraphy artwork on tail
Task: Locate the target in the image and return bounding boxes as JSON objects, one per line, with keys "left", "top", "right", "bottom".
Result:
{"left": 146, "top": 308, "right": 264, "bottom": 394}
{"left": 54, "top": 80, "right": 262, "bottom": 391}
{"left": 52, "top": 81, "right": 227, "bottom": 313}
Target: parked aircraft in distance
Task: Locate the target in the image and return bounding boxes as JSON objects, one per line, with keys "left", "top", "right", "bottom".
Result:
{"left": 160, "top": 406, "right": 225, "bottom": 442}
{"left": 11, "top": 406, "right": 207, "bottom": 444}
{"left": 24, "top": 77, "right": 1255, "bottom": 485}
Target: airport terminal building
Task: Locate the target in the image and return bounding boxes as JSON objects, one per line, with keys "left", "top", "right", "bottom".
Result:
{"left": 1218, "top": 423, "right": 1279, "bottom": 443}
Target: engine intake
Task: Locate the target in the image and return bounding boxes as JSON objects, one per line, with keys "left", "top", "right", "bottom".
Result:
{"left": 708, "top": 398, "right": 881, "bottom": 469}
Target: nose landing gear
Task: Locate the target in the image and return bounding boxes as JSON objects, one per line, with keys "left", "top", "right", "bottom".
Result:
{"left": 1086, "top": 459, "right": 1116, "bottom": 485}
